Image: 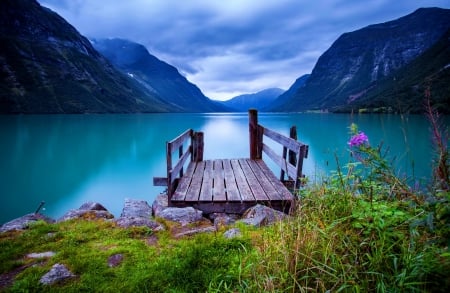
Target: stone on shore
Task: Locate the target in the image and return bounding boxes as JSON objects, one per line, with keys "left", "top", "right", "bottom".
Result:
{"left": 39, "top": 264, "right": 75, "bottom": 285}
{"left": 239, "top": 204, "right": 288, "bottom": 227}
{"left": 0, "top": 213, "right": 55, "bottom": 233}
{"left": 152, "top": 193, "right": 168, "bottom": 217}
{"left": 115, "top": 199, "right": 164, "bottom": 230}
{"left": 158, "top": 207, "right": 204, "bottom": 226}
{"left": 58, "top": 202, "right": 114, "bottom": 222}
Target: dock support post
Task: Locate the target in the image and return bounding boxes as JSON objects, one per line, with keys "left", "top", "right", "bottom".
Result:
{"left": 193, "top": 131, "right": 204, "bottom": 162}
{"left": 249, "top": 109, "right": 260, "bottom": 159}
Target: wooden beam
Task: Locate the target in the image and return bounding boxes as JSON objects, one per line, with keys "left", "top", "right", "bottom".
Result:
{"left": 249, "top": 109, "right": 260, "bottom": 159}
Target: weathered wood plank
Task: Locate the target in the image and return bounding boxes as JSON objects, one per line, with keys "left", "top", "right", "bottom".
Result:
{"left": 213, "top": 160, "right": 226, "bottom": 201}
{"left": 262, "top": 143, "right": 298, "bottom": 179}
{"left": 152, "top": 177, "right": 168, "bottom": 187}
{"left": 231, "top": 159, "right": 255, "bottom": 202}
{"left": 239, "top": 159, "right": 269, "bottom": 201}
{"left": 171, "top": 161, "right": 196, "bottom": 201}
{"left": 262, "top": 126, "right": 303, "bottom": 153}
{"left": 247, "top": 159, "right": 283, "bottom": 201}
{"left": 255, "top": 160, "right": 295, "bottom": 201}
{"left": 185, "top": 161, "right": 205, "bottom": 202}
{"left": 223, "top": 159, "right": 241, "bottom": 201}
{"left": 169, "top": 145, "right": 192, "bottom": 184}
{"left": 199, "top": 160, "right": 213, "bottom": 201}
{"left": 168, "top": 129, "right": 192, "bottom": 153}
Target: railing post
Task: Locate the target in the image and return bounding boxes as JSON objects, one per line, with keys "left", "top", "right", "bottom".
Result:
{"left": 249, "top": 109, "right": 259, "bottom": 159}
{"left": 166, "top": 141, "right": 173, "bottom": 199}
{"left": 280, "top": 125, "right": 298, "bottom": 181}
{"left": 192, "top": 131, "right": 204, "bottom": 162}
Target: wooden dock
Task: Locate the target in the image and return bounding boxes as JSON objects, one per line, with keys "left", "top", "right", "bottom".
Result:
{"left": 153, "top": 110, "right": 308, "bottom": 214}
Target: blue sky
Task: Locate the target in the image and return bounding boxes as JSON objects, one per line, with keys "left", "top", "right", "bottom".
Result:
{"left": 38, "top": 0, "right": 450, "bottom": 101}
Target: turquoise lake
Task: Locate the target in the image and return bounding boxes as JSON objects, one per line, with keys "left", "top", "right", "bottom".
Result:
{"left": 0, "top": 113, "right": 445, "bottom": 224}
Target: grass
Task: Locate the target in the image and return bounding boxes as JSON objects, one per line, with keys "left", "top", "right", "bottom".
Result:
{"left": 1, "top": 109, "right": 449, "bottom": 292}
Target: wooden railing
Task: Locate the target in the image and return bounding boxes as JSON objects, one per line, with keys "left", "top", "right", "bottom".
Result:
{"left": 249, "top": 109, "right": 308, "bottom": 189}
{"left": 153, "top": 129, "right": 204, "bottom": 198}
{"left": 154, "top": 109, "right": 308, "bottom": 200}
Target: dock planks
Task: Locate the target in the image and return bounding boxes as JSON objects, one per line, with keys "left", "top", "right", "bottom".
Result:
{"left": 171, "top": 158, "right": 295, "bottom": 214}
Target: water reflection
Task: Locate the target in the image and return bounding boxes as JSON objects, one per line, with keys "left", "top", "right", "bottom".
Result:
{"left": 0, "top": 113, "right": 443, "bottom": 224}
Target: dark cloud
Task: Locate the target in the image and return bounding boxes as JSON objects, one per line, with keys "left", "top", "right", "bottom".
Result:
{"left": 38, "top": 0, "right": 450, "bottom": 100}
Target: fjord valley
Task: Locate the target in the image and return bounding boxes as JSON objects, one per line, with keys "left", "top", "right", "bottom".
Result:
{"left": 1, "top": 0, "right": 449, "bottom": 291}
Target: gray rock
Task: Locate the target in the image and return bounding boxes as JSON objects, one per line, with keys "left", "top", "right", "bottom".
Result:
{"left": 212, "top": 213, "right": 238, "bottom": 228}
{"left": 158, "top": 207, "right": 204, "bottom": 226}
{"left": 152, "top": 193, "right": 168, "bottom": 217}
{"left": 27, "top": 251, "right": 56, "bottom": 259}
{"left": 79, "top": 202, "right": 108, "bottom": 211}
{"left": 115, "top": 198, "right": 164, "bottom": 230}
{"left": 174, "top": 226, "right": 216, "bottom": 238}
{"left": 223, "top": 228, "right": 242, "bottom": 239}
{"left": 115, "top": 217, "right": 164, "bottom": 231}
{"left": 239, "top": 204, "right": 287, "bottom": 227}
{"left": 58, "top": 209, "right": 114, "bottom": 222}
{"left": 108, "top": 254, "right": 124, "bottom": 268}
{"left": 0, "top": 213, "right": 55, "bottom": 233}
{"left": 40, "top": 263, "right": 75, "bottom": 285}
{"left": 120, "top": 199, "right": 152, "bottom": 219}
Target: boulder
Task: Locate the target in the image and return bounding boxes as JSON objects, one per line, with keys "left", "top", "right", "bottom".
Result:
{"left": 223, "top": 228, "right": 242, "bottom": 239}
{"left": 210, "top": 213, "right": 239, "bottom": 228}
{"left": 120, "top": 199, "right": 152, "bottom": 218}
{"left": 58, "top": 202, "right": 114, "bottom": 222}
{"left": 27, "top": 251, "right": 56, "bottom": 259}
{"left": 39, "top": 263, "right": 75, "bottom": 285}
{"left": 115, "top": 198, "right": 164, "bottom": 230}
{"left": 115, "top": 217, "right": 164, "bottom": 231}
{"left": 174, "top": 226, "right": 216, "bottom": 238}
{"left": 239, "top": 204, "right": 287, "bottom": 227}
{"left": 152, "top": 193, "right": 168, "bottom": 217}
{"left": 0, "top": 213, "right": 55, "bottom": 233}
{"left": 158, "top": 207, "right": 204, "bottom": 226}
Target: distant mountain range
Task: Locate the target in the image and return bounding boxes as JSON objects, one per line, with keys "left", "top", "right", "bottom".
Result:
{"left": 1, "top": 1, "right": 448, "bottom": 114}
{"left": 91, "top": 38, "right": 228, "bottom": 113}
{"left": 220, "top": 88, "right": 284, "bottom": 112}
{"left": 269, "top": 8, "right": 450, "bottom": 113}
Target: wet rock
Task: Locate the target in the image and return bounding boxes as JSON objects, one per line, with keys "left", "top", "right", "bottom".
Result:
{"left": 0, "top": 213, "right": 55, "bottom": 233}
{"left": 223, "top": 228, "right": 242, "bottom": 239}
{"left": 39, "top": 263, "right": 75, "bottom": 285}
{"left": 152, "top": 193, "right": 168, "bottom": 217}
{"left": 239, "top": 204, "right": 287, "bottom": 227}
{"left": 158, "top": 207, "right": 204, "bottom": 226}
{"left": 107, "top": 254, "right": 124, "bottom": 268}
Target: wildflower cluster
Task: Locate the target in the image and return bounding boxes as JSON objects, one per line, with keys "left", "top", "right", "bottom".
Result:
{"left": 348, "top": 132, "right": 369, "bottom": 147}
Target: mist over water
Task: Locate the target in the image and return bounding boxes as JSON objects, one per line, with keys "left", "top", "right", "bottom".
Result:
{"left": 0, "top": 113, "right": 442, "bottom": 224}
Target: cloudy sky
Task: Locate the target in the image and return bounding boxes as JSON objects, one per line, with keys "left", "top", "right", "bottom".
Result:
{"left": 38, "top": 0, "right": 449, "bottom": 101}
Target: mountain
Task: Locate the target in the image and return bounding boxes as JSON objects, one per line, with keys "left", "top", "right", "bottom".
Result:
{"left": 271, "top": 8, "right": 450, "bottom": 113}
{"left": 91, "top": 38, "right": 228, "bottom": 113}
{"left": 266, "top": 75, "right": 309, "bottom": 111}
{"left": 220, "top": 88, "right": 284, "bottom": 112}
{"left": 0, "top": 0, "right": 175, "bottom": 113}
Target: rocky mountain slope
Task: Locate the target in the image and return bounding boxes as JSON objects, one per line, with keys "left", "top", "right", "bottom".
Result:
{"left": 270, "top": 8, "right": 450, "bottom": 113}
{"left": 0, "top": 0, "right": 176, "bottom": 113}
{"left": 267, "top": 75, "right": 309, "bottom": 111}
{"left": 220, "top": 88, "right": 284, "bottom": 112}
{"left": 92, "top": 38, "right": 228, "bottom": 113}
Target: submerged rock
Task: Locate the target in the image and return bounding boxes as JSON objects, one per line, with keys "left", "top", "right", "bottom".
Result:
{"left": 40, "top": 263, "right": 75, "bottom": 285}
{"left": 0, "top": 213, "right": 55, "bottom": 233}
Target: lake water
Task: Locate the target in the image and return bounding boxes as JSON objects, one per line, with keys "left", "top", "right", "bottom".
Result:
{"left": 0, "top": 113, "right": 444, "bottom": 224}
